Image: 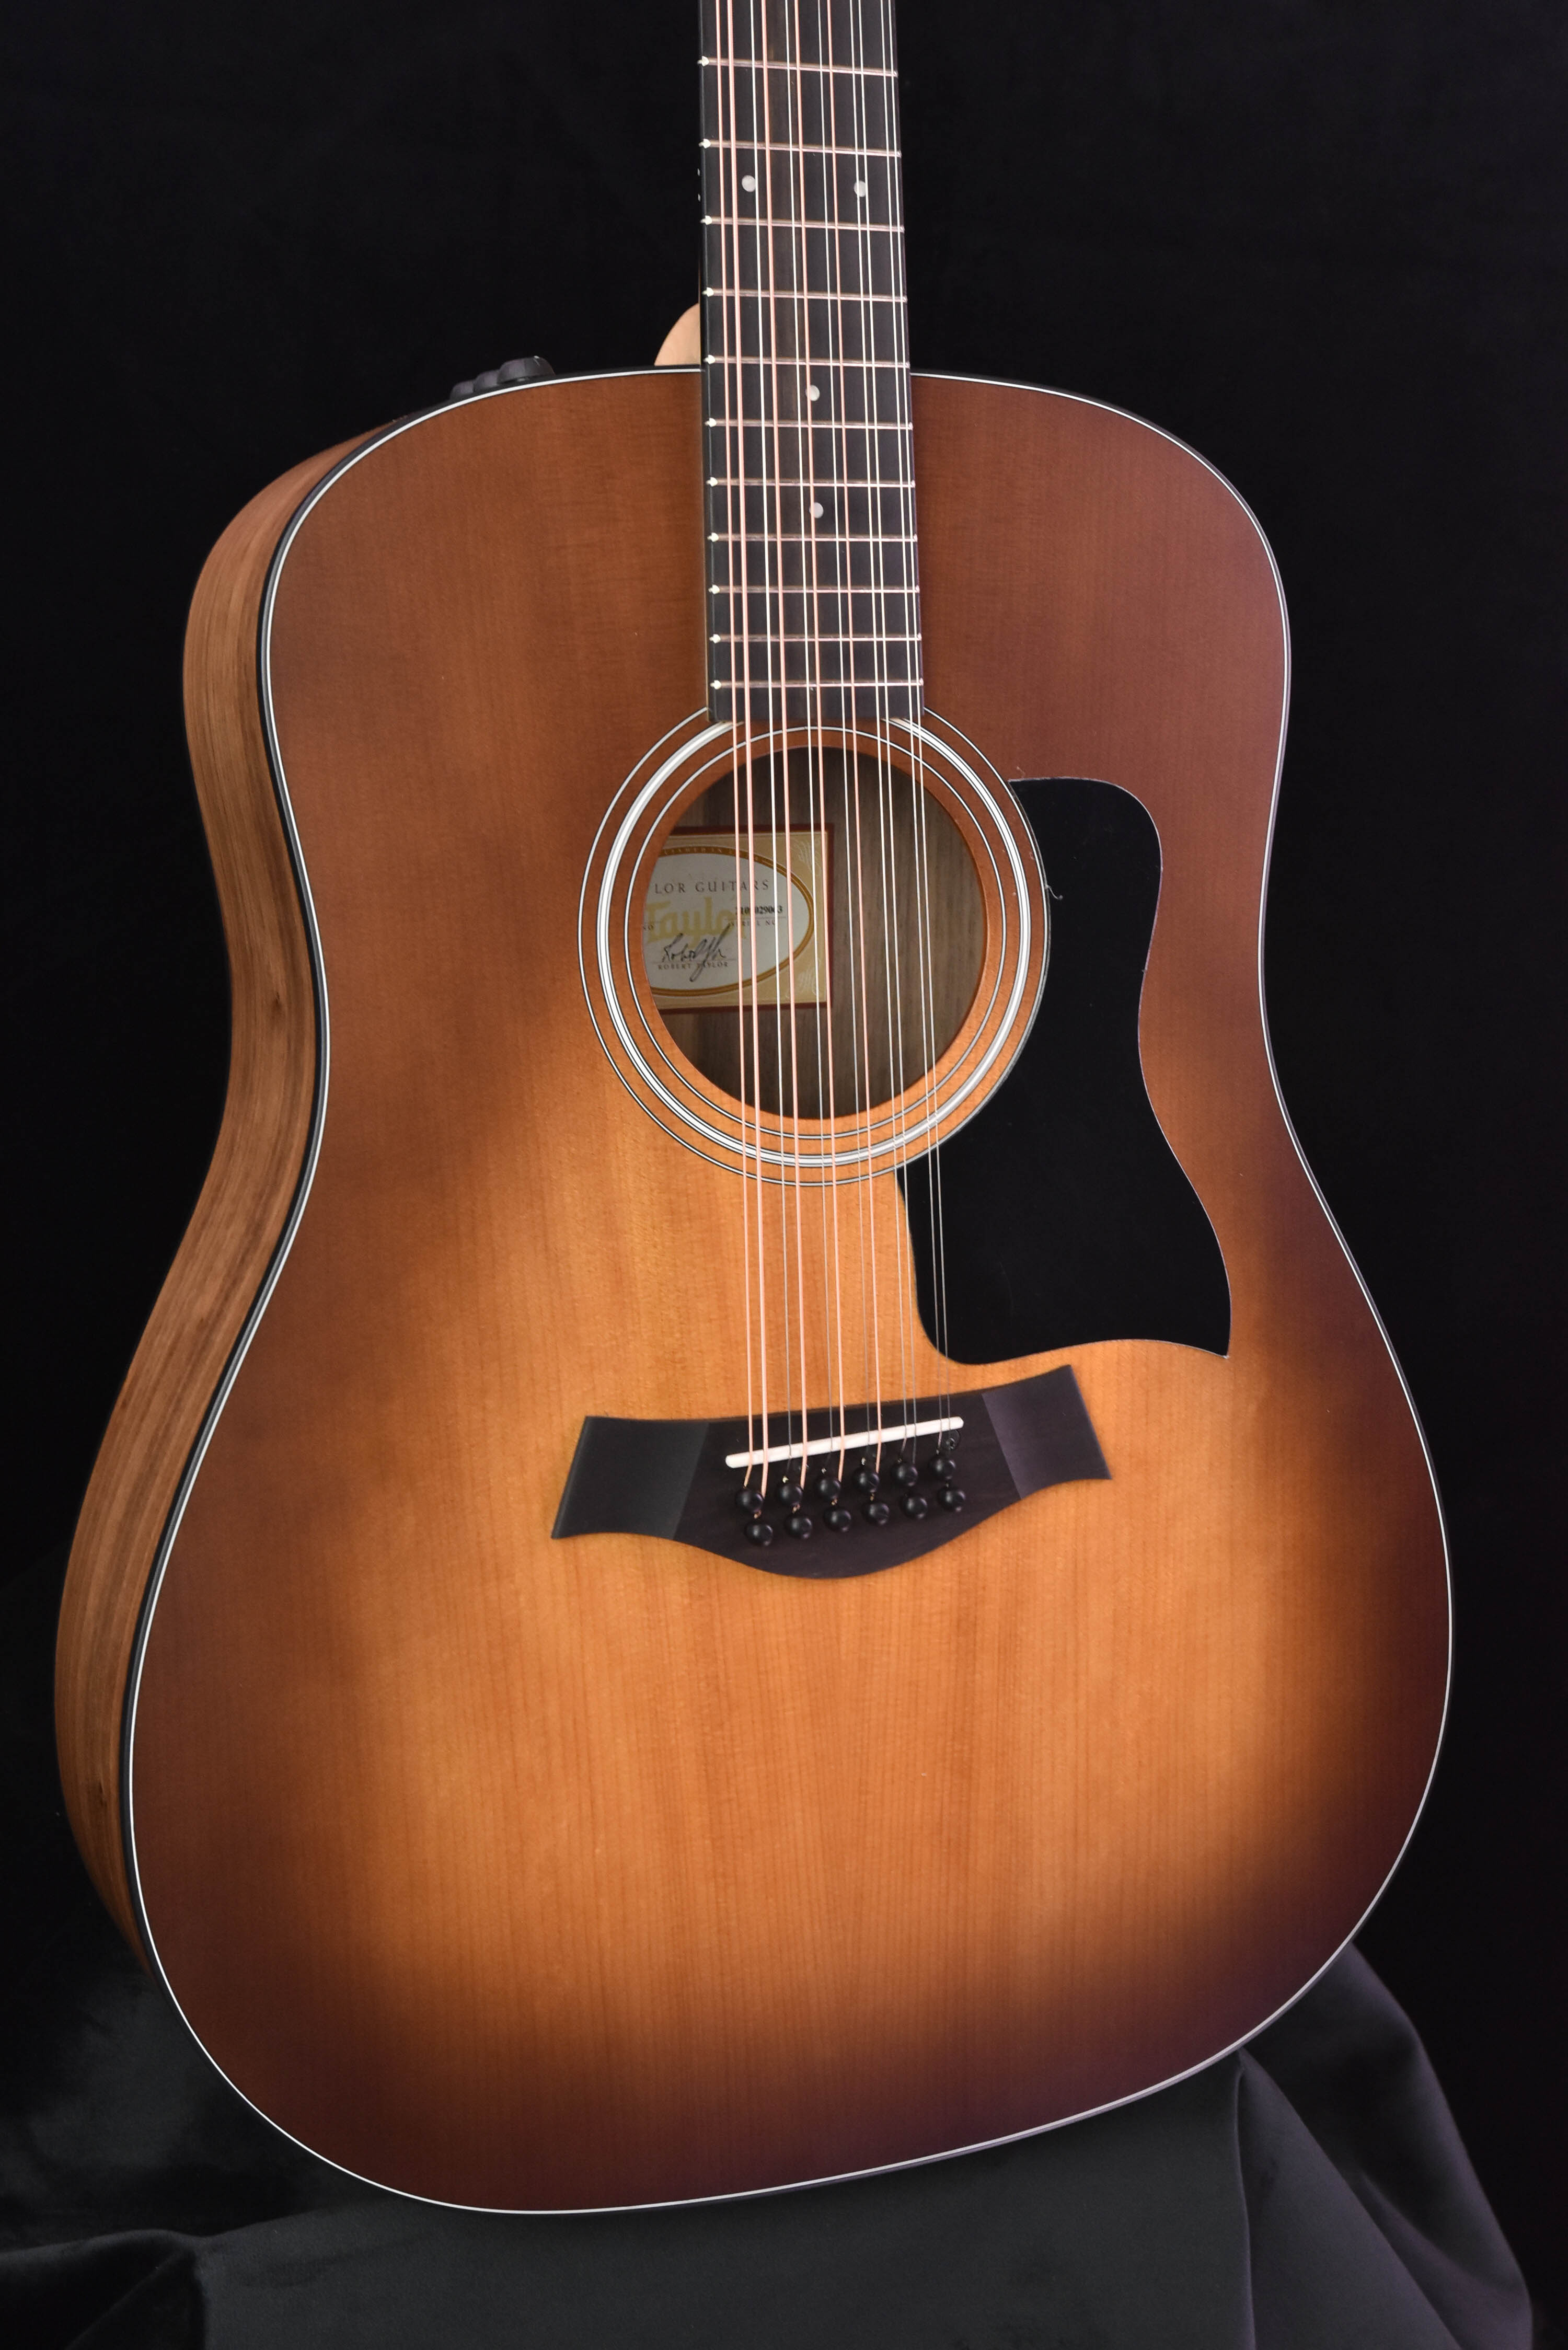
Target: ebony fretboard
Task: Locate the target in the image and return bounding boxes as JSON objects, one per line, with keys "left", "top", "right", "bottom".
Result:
{"left": 700, "top": 0, "right": 919, "bottom": 728}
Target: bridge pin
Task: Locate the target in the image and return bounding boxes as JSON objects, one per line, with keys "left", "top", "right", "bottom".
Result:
{"left": 824, "top": 1505, "right": 854, "bottom": 1533}
{"left": 863, "top": 1497, "right": 892, "bottom": 1527}
{"left": 735, "top": 1486, "right": 764, "bottom": 1517}
{"left": 900, "top": 1492, "right": 930, "bottom": 1520}
{"left": 785, "top": 1512, "right": 813, "bottom": 1540}
{"left": 745, "top": 1517, "right": 775, "bottom": 1545}
{"left": 938, "top": 1487, "right": 966, "bottom": 1512}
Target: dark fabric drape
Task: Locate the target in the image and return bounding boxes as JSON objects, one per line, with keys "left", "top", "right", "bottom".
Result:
{"left": 2, "top": 1556, "right": 1532, "bottom": 2350}
{"left": 0, "top": 1955, "right": 1533, "bottom": 2350}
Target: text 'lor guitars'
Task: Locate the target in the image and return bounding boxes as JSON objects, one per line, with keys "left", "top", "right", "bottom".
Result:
{"left": 57, "top": 0, "right": 1448, "bottom": 2210}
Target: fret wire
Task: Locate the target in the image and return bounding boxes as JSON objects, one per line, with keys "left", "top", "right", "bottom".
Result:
{"left": 705, "top": 642, "right": 927, "bottom": 673}
{"left": 705, "top": 341, "right": 911, "bottom": 350}
{"left": 712, "top": 640, "right": 922, "bottom": 648}
{"left": 705, "top": 454, "right": 913, "bottom": 463}
{"left": 702, "top": 215, "right": 902, "bottom": 231}
{"left": 712, "top": 646, "right": 922, "bottom": 653}
{"left": 700, "top": 58, "right": 897, "bottom": 77}
{"left": 704, "top": 289, "right": 906, "bottom": 303}
{"left": 706, "top": 358, "right": 909, "bottom": 368}
{"left": 705, "top": 474, "right": 909, "bottom": 483}
{"left": 711, "top": 635, "right": 924, "bottom": 646}
{"left": 712, "top": 623, "right": 921, "bottom": 631}
{"left": 709, "top": 552, "right": 918, "bottom": 561}
{"left": 714, "top": 577, "right": 919, "bottom": 588}
{"left": 701, "top": 141, "right": 899, "bottom": 157}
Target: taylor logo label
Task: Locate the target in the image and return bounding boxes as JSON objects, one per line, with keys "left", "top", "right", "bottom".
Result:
{"left": 644, "top": 830, "right": 830, "bottom": 1010}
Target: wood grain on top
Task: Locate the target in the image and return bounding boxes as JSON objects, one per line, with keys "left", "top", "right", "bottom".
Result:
{"left": 59, "top": 374, "right": 1447, "bottom": 2206}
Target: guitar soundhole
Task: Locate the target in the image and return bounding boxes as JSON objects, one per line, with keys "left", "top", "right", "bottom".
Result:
{"left": 648, "top": 747, "right": 986, "bottom": 1119}
{"left": 581, "top": 713, "right": 1046, "bottom": 1182}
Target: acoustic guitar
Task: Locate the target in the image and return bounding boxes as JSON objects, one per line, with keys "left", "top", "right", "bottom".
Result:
{"left": 56, "top": 0, "right": 1449, "bottom": 2209}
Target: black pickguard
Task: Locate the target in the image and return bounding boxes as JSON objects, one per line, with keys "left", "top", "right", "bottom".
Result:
{"left": 901, "top": 777, "right": 1230, "bottom": 1362}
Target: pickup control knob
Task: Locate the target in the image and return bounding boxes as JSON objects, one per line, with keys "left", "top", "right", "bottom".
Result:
{"left": 450, "top": 355, "right": 555, "bottom": 398}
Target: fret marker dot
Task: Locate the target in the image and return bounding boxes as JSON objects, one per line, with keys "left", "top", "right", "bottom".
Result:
{"left": 854, "top": 179, "right": 868, "bottom": 194}
{"left": 808, "top": 385, "right": 821, "bottom": 401}
{"left": 811, "top": 501, "right": 824, "bottom": 517}
{"left": 741, "top": 174, "right": 757, "bottom": 191}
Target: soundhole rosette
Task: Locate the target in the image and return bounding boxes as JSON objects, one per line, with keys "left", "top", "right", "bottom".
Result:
{"left": 579, "top": 713, "right": 1048, "bottom": 1182}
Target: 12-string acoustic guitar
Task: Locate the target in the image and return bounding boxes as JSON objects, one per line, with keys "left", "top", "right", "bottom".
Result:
{"left": 57, "top": 0, "right": 1448, "bottom": 2209}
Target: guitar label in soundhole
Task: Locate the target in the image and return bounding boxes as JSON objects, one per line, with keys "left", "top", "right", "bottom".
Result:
{"left": 643, "top": 825, "right": 829, "bottom": 1010}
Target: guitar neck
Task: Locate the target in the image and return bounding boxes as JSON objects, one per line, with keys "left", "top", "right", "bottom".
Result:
{"left": 700, "top": 0, "right": 920, "bottom": 729}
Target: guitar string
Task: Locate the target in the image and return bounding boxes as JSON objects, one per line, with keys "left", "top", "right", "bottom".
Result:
{"left": 783, "top": 0, "right": 830, "bottom": 1495}
{"left": 877, "top": 0, "right": 947, "bottom": 1449}
{"left": 891, "top": 0, "right": 930, "bottom": 1465}
{"left": 716, "top": 1, "right": 752, "bottom": 1492}
{"left": 752, "top": 0, "right": 796, "bottom": 1489}
{"left": 710, "top": 10, "right": 754, "bottom": 1491}
{"left": 850, "top": 0, "right": 912, "bottom": 1470}
{"left": 903, "top": 22, "right": 950, "bottom": 1429}
{"left": 855, "top": 0, "right": 943, "bottom": 1468}
{"left": 745, "top": 0, "right": 786, "bottom": 1490}
{"left": 722, "top": 0, "right": 771, "bottom": 1495}
{"left": 776, "top": 0, "right": 827, "bottom": 1485}
{"left": 801, "top": 21, "right": 847, "bottom": 1495}
{"left": 749, "top": 0, "right": 786, "bottom": 1480}
{"left": 804, "top": 0, "right": 851, "bottom": 1485}
{"left": 827, "top": 0, "right": 883, "bottom": 1472}
{"left": 755, "top": 0, "right": 812, "bottom": 1495}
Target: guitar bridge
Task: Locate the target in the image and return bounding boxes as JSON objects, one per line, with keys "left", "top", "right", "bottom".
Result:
{"left": 552, "top": 1366, "right": 1109, "bottom": 1579}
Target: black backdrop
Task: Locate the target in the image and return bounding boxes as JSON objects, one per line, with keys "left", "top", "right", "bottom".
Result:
{"left": 5, "top": 0, "right": 1563, "bottom": 2324}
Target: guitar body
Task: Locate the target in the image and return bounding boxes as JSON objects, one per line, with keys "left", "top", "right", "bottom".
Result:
{"left": 56, "top": 367, "right": 1448, "bottom": 2209}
